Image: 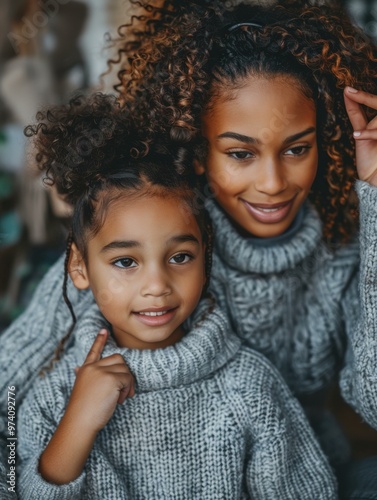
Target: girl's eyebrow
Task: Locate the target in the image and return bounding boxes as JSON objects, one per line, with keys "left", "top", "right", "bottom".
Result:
{"left": 167, "top": 234, "right": 200, "bottom": 246}
{"left": 217, "top": 127, "right": 316, "bottom": 144}
{"left": 100, "top": 234, "right": 200, "bottom": 253}
{"left": 101, "top": 241, "right": 140, "bottom": 253}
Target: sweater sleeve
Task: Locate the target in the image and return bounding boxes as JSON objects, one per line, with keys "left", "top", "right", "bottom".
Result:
{"left": 0, "top": 254, "right": 93, "bottom": 438}
{"left": 17, "top": 357, "right": 86, "bottom": 499}
{"left": 229, "top": 350, "right": 337, "bottom": 499}
{"left": 340, "top": 181, "right": 377, "bottom": 429}
{"left": 0, "top": 455, "right": 16, "bottom": 499}
{"left": 0, "top": 253, "right": 94, "bottom": 398}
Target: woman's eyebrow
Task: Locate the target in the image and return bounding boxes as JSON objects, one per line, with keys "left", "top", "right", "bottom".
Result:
{"left": 217, "top": 132, "right": 258, "bottom": 144}
{"left": 101, "top": 240, "right": 140, "bottom": 253}
{"left": 216, "top": 127, "right": 316, "bottom": 144}
{"left": 283, "top": 127, "right": 316, "bottom": 144}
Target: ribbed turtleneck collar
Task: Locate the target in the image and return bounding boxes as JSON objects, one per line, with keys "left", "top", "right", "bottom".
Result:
{"left": 74, "top": 299, "right": 241, "bottom": 392}
{"left": 206, "top": 199, "right": 323, "bottom": 274}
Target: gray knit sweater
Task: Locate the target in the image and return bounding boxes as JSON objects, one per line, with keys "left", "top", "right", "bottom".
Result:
{"left": 17, "top": 301, "right": 337, "bottom": 499}
{"left": 206, "top": 192, "right": 358, "bottom": 397}
{"left": 207, "top": 181, "right": 377, "bottom": 418}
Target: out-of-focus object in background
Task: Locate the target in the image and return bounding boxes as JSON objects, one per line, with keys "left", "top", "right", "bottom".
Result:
{"left": 0, "top": 0, "right": 88, "bottom": 328}
{"left": 343, "top": 0, "right": 377, "bottom": 40}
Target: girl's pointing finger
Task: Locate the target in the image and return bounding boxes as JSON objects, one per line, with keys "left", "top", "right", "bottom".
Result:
{"left": 83, "top": 329, "right": 108, "bottom": 365}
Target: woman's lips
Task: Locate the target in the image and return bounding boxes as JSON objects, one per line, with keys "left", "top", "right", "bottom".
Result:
{"left": 241, "top": 197, "right": 296, "bottom": 224}
{"left": 133, "top": 307, "right": 177, "bottom": 327}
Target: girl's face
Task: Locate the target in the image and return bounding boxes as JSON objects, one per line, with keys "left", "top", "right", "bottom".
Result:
{"left": 70, "top": 193, "right": 206, "bottom": 349}
{"left": 198, "top": 75, "right": 318, "bottom": 238}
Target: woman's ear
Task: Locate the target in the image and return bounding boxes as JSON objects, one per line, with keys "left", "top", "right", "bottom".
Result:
{"left": 68, "top": 242, "right": 90, "bottom": 290}
{"left": 194, "top": 159, "right": 205, "bottom": 175}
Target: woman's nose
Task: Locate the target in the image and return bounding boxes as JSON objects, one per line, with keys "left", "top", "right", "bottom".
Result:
{"left": 254, "top": 158, "right": 288, "bottom": 196}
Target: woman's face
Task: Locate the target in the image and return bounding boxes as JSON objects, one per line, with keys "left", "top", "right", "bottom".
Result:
{"left": 198, "top": 75, "right": 318, "bottom": 238}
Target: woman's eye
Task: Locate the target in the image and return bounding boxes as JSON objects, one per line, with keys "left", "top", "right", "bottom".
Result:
{"left": 113, "top": 258, "right": 137, "bottom": 269}
{"left": 228, "top": 151, "right": 253, "bottom": 160}
{"left": 169, "top": 253, "right": 192, "bottom": 264}
{"left": 285, "top": 145, "right": 311, "bottom": 156}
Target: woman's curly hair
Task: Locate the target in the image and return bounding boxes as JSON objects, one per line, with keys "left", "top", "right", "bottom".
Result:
{"left": 110, "top": 0, "right": 377, "bottom": 243}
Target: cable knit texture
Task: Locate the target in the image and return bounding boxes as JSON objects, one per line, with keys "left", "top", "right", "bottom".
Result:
{"left": 340, "top": 181, "right": 377, "bottom": 429}
{"left": 17, "top": 301, "right": 337, "bottom": 499}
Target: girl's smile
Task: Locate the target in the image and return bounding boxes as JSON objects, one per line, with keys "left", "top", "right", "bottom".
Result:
{"left": 198, "top": 75, "right": 318, "bottom": 238}
{"left": 132, "top": 306, "right": 178, "bottom": 327}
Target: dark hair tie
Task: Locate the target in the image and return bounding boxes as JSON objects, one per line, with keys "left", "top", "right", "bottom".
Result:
{"left": 227, "top": 22, "right": 263, "bottom": 32}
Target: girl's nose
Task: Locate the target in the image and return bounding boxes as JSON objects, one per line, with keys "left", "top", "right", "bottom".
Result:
{"left": 140, "top": 268, "right": 172, "bottom": 297}
{"left": 254, "top": 158, "right": 288, "bottom": 196}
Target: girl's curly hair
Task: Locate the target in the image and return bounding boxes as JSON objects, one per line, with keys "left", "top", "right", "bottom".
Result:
{"left": 111, "top": 0, "right": 377, "bottom": 243}
{"left": 26, "top": 92, "right": 213, "bottom": 364}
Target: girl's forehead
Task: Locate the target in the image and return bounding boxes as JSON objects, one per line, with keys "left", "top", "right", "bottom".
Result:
{"left": 94, "top": 192, "right": 203, "bottom": 244}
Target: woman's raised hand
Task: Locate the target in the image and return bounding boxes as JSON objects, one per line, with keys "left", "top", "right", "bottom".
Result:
{"left": 69, "top": 329, "right": 135, "bottom": 433}
{"left": 344, "top": 86, "right": 377, "bottom": 187}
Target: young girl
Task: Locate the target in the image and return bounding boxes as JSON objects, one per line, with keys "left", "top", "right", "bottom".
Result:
{"left": 17, "top": 93, "right": 337, "bottom": 499}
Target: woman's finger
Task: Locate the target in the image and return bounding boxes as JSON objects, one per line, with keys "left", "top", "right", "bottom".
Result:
{"left": 353, "top": 129, "right": 377, "bottom": 140}
{"left": 345, "top": 86, "right": 377, "bottom": 109}
{"left": 344, "top": 88, "right": 368, "bottom": 131}
{"left": 83, "top": 329, "right": 108, "bottom": 365}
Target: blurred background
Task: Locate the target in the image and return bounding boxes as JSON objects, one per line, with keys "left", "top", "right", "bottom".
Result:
{"left": 0, "top": 0, "right": 376, "bottom": 458}
{"left": 0, "top": 0, "right": 132, "bottom": 328}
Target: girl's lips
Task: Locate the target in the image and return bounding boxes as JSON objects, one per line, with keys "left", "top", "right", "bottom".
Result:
{"left": 133, "top": 307, "right": 177, "bottom": 327}
{"left": 241, "top": 197, "right": 296, "bottom": 224}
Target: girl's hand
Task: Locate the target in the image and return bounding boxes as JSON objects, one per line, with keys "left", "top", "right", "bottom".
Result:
{"left": 344, "top": 87, "right": 377, "bottom": 187}
{"left": 39, "top": 330, "right": 135, "bottom": 485}
{"left": 68, "top": 329, "right": 135, "bottom": 433}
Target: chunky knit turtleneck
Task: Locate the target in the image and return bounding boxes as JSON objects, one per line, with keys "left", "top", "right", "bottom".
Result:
{"left": 209, "top": 200, "right": 323, "bottom": 274}
{"left": 206, "top": 196, "right": 359, "bottom": 395}
{"left": 75, "top": 300, "right": 241, "bottom": 391}
{"left": 18, "top": 301, "right": 337, "bottom": 499}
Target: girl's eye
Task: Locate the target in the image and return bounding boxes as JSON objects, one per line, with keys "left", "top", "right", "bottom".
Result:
{"left": 113, "top": 258, "right": 137, "bottom": 269}
{"left": 228, "top": 151, "right": 254, "bottom": 160}
{"left": 169, "top": 253, "right": 192, "bottom": 264}
{"left": 285, "top": 145, "right": 311, "bottom": 156}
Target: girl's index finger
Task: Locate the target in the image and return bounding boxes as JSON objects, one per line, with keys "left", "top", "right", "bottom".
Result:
{"left": 83, "top": 329, "right": 108, "bottom": 365}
